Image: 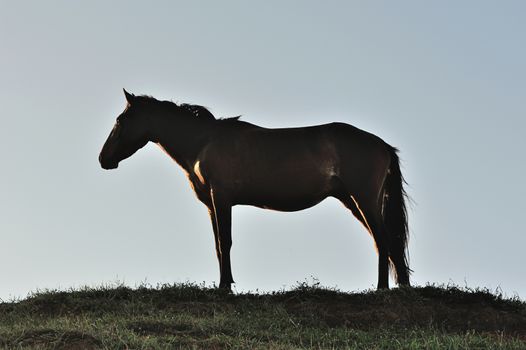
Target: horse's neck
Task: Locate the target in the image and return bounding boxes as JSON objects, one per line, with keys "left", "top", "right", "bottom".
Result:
{"left": 152, "top": 114, "right": 214, "bottom": 172}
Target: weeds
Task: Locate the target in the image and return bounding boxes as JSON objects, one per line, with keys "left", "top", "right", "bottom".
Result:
{"left": 0, "top": 282, "right": 524, "bottom": 349}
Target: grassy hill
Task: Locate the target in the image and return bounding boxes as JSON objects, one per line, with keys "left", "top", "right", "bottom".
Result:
{"left": 0, "top": 282, "right": 525, "bottom": 349}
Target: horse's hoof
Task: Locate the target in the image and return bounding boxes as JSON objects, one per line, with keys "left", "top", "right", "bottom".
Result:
{"left": 218, "top": 283, "right": 232, "bottom": 293}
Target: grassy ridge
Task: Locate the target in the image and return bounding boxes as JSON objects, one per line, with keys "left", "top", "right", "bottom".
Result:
{"left": 0, "top": 283, "right": 525, "bottom": 349}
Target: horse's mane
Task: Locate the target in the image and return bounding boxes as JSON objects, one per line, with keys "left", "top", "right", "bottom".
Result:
{"left": 135, "top": 95, "right": 242, "bottom": 123}
{"left": 180, "top": 103, "right": 216, "bottom": 121}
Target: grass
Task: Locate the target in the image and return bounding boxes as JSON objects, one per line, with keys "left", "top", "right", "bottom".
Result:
{"left": 0, "top": 282, "right": 525, "bottom": 349}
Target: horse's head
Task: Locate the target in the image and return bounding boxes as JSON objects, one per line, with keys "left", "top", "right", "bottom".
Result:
{"left": 99, "top": 89, "right": 150, "bottom": 169}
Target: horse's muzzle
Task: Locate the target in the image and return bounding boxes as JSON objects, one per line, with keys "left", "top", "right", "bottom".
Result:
{"left": 101, "top": 162, "right": 118, "bottom": 170}
{"left": 99, "top": 154, "right": 118, "bottom": 170}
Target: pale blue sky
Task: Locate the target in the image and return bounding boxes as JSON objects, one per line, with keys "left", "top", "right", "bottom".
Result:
{"left": 1, "top": 1, "right": 525, "bottom": 300}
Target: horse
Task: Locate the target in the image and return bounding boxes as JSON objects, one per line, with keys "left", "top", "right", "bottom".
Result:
{"left": 99, "top": 89, "right": 411, "bottom": 290}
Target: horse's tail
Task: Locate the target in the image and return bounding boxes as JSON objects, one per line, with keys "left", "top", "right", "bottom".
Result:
{"left": 382, "top": 146, "right": 411, "bottom": 285}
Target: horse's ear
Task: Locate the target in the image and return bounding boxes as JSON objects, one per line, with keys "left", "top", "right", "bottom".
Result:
{"left": 123, "top": 89, "right": 135, "bottom": 104}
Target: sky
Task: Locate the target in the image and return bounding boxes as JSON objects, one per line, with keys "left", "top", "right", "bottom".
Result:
{"left": 1, "top": 1, "right": 525, "bottom": 300}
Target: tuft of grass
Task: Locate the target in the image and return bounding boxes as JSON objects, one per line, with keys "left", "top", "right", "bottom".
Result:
{"left": 0, "top": 282, "right": 524, "bottom": 349}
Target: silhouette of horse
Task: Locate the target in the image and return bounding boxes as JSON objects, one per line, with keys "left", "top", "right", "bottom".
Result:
{"left": 99, "top": 90, "right": 411, "bottom": 290}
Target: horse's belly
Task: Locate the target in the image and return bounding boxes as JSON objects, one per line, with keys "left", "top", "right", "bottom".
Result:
{"left": 234, "top": 180, "right": 332, "bottom": 212}
{"left": 240, "top": 196, "right": 326, "bottom": 212}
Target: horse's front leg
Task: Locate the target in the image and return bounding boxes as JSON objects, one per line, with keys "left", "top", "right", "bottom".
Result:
{"left": 208, "top": 208, "right": 222, "bottom": 278}
{"left": 210, "top": 190, "right": 234, "bottom": 290}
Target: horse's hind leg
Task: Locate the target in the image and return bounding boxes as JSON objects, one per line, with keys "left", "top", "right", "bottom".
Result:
{"left": 335, "top": 190, "right": 390, "bottom": 289}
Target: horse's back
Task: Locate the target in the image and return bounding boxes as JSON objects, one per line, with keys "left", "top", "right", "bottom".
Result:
{"left": 200, "top": 121, "right": 389, "bottom": 174}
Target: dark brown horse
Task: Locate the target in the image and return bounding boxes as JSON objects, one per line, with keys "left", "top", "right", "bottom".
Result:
{"left": 99, "top": 90, "right": 411, "bottom": 290}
